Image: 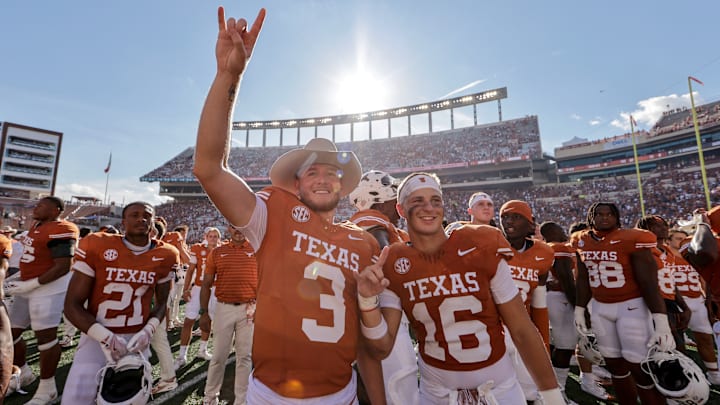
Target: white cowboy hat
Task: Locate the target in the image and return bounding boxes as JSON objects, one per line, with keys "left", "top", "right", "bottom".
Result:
{"left": 269, "top": 138, "right": 361, "bottom": 197}
{"left": 0, "top": 225, "right": 16, "bottom": 233}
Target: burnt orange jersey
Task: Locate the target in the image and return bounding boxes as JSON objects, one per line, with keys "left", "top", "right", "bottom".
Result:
{"left": 653, "top": 246, "right": 676, "bottom": 300}
{"left": 0, "top": 234, "right": 12, "bottom": 260}
{"left": 546, "top": 242, "right": 575, "bottom": 292}
{"left": 349, "top": 209, "right": 405, "bottom": 245}
{"left": 383, "top": 224, "right": 514, "bottom": 372}
{"left": 72, "top": 233, "right": 180, "bottom": 334}
{"left": 671, "top": 251, "right": 703, "bottom": 299}
{"left": 507, "top": 239, "right": 554, "bottom": 307}
{"left": 20, "top": 220, "right": 79, "bottom": 280}
{"left": 206, "top": 240, "right": 257, "bottom": 303}
{"left": 251, "top": 187, "right": 380, "bottom": 398}
{"left": 162, "top": 231, "right": 188, "bottom": 263}
{"left": 189, "top": 242, "right": 215, "bottom": 287}
{"left": 571, "top": 228, "right": 656, "bottom": 303}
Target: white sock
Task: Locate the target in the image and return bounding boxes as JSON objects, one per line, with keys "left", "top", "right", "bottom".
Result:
{"left": 179, "top": 345, "right": 187, "bottom": 359}
{"left": 37, "top": 377, "right": 56, "bottom": 393}
{"left": 199, "top": 340, "right": 208, "bottom": 352}
{"left": 580, "top": 372, "right": 597, "bottom": 385}
{"left": 20, "top": 363, "right": 32, "bottom": 376}
{"left": 554, "top": 367, "right": 569, "bottom": 389}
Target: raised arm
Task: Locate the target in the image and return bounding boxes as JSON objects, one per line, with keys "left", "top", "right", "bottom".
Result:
{"left": 193, "top": 7, "right": 266, "bottom": 227}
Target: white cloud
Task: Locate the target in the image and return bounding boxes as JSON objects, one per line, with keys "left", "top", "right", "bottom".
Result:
{"left": 439, "top": 80, "right": 487, "bottom": 100}
{"left": 611, "top": 92, "right": 699, "bottom": 131}
{"left": 570, "top": 114, "right": 582, "bottom": 120}
{"left": 589, "top": 119, "right": 601, "bottom": 126}
{"left": 55, "top": 177, "right": 171, "bottom": 206}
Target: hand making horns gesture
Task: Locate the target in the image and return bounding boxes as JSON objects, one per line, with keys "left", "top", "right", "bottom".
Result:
{"left": 215, "top": 6, "right": 266, "bottom": 77}
{"left": 355, "top": 246, "right": 391, "bottom": 299}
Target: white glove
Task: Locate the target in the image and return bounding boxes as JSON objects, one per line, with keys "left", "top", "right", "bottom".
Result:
{"left": 538, "top": 388, "right": 565, "bottom": 405}
{"left": 4, "top": 277, "right": 40, "bottom": 296}
{"left": 574, "top": 306, "right": 591, "bottom": 335}
{"left": 649, "top": 313, "right": 676, "bottom": 351}
{"left": 126, "top": 317, "right": 159, "bottom": 353}
{"left": 87, "top": 323, "right": 128, "bottom": 362}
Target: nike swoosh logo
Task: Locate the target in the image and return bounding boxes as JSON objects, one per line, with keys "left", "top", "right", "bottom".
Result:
{"left": 610, "top": 240, "right": 621, "bottom": 244}
{"left": 220, "top": 254, "right": 229, "bottom": 257}
{"left": 535, "top": 256, "right": 544, "bottom": 261}
{"left": 628, "top": 307, "right": 638, "bottom": 311}
{"left": 457, "top": 247, "right": 477, "bottom": 257}
{"left": 151, "top": 257, "right": 163, "bottom": 262}
{"left": 348, "top": 234, "right": 364, "bottom": 241}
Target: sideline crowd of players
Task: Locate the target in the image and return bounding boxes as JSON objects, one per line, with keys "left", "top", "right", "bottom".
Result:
{"left": 3, "top": 4, "right": 720, "bottom": 405}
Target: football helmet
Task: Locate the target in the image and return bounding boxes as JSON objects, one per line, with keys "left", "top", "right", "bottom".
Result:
{"left": 349, "top": 170, "right": 398, "bottom": 211}
{"left": 577, "top": 332, "right": 605, "bottom": 366}
{"left": 640, "top": 346, "right": 709, "bottom": 405}
{"left": 96, "top": 353, "right": 152, "bottom": 405}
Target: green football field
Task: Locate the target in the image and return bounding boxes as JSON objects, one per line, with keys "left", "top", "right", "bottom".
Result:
{"left": 4, "top": 314, "right": 720, "bottom": 404}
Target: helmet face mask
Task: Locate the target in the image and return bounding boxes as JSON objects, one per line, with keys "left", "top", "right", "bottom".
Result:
{"left": 96, "top": 353, "right": 152, "bottom": 405}
{"left": 641, "top": 346, "right": 709, "bottom": 405}
{"left": 349, "top": 170, "right": 398, "bottom": 212}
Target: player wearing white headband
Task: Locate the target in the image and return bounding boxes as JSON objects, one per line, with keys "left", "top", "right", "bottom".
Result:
{"left": 445, "top": 191, "right": 496, "bottom": 236}
{"left": 356, "top": 172, "right": 564, "bottom": 404}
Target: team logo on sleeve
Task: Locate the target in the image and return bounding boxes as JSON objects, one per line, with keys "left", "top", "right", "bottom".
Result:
{"left": 103, "top": 249, "right": 119, "bottom": 262}
{"left": 201, "top": 251, "right": 206, "bottom": 256}
{"left": 292, "top": 206, "right": 311, "bottom": 223}
{"left": 394, "top": 257, "right": 411, "bottom": 274}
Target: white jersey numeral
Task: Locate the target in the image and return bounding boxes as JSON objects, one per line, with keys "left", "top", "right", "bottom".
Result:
{"left": 301, "top": 261, "right": 346, "bottom": 343}
{"left": 412, "top": 295, "right": 491, "bottom": 363}
{"left": 584, "top": 260, "right": 625, "bottom": 289}
{"left": 96, "top": 282, "right": 150, "bottom": 327}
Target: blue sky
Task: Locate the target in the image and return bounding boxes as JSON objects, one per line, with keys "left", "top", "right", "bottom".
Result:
{"left": 2, "top": 1, "right": 719, "bottom": 205}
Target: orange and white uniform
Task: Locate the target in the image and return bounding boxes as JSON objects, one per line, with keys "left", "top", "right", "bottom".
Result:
{"left": 20, "top": 220, "right": 78, "bottom": 281}
{"left": 9, "top": 220, "right": 78, "bottom": 331}
{"left": 504, "top": 239, "right": 553, "bottom": 401}
{"left": 188, "top": 242, "right": 213, "bottom": 287}
{"left": 349, "top": 209, "right": 405, "bottom": 245}
{"left": 545, "top": 241, "right": 578, "bottom": 351}
{"left": 674, "top": 248, "right": 712, "bottom": 335}
{"left": 380, "top": 225, "right": 522, "bottom": 401}
{"left": 571, "top": 228, "right": 657, "bottom": 363}
{"left": 64, "top": 233, "right": 179, "bottom": 403}
{"left": 73, "top": 233, "right": 178, "bottom": 334}
{"left": 350, "top": 208, "right": 418, "bottom": 404}
{"left": 241, "top": 186, "right": 380, "bottom": 400}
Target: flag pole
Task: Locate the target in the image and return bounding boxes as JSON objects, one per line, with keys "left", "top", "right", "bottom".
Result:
{"left": 688, "top": 76, "right": 711, "bottom": 209}
{"left": 630, "top": 115, "right": 645, "bottom": 217}
{"left": 103, "top": 153, "right": 112, "bottom": 205}
{"left": 104, "top": 171, "right": 110, "bottom": 206}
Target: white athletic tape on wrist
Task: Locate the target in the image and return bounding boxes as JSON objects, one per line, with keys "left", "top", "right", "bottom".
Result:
{"left": 87, "top": 322, "right": 112, "bottom": 343}
{"left": 361, "top": 317, "right": 388, "bottom": 340}
{"left": 652, "top": 313, "right": 671, "bottom": 333}
{"left": 358, "top": 294, "right": 380, "bottom": 311}
{"left": 538, "top": 388, "right": 563, "bottom": 405}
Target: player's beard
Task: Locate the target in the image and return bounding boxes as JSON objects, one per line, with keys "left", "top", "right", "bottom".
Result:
{"left": 298, "top": 189, "right": 340, "bottom": 214}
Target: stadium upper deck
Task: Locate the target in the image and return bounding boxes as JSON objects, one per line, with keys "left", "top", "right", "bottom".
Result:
{"left": 553, "top": 100, "right": 720, "bottom": 182}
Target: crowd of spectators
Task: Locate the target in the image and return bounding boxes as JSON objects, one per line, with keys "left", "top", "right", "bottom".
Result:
{"left": 154, "top": 161, "right": 720, "bottom": 244}
{"left": 140, "top": 116, "right": 542, "bottom": 181}
{"left": 650, "top": 101, "right": 720, "bottom": 136}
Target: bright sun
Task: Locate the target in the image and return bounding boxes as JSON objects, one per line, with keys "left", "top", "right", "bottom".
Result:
{"left": 334, "top": 69, "right": 387, "bottom": 114}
